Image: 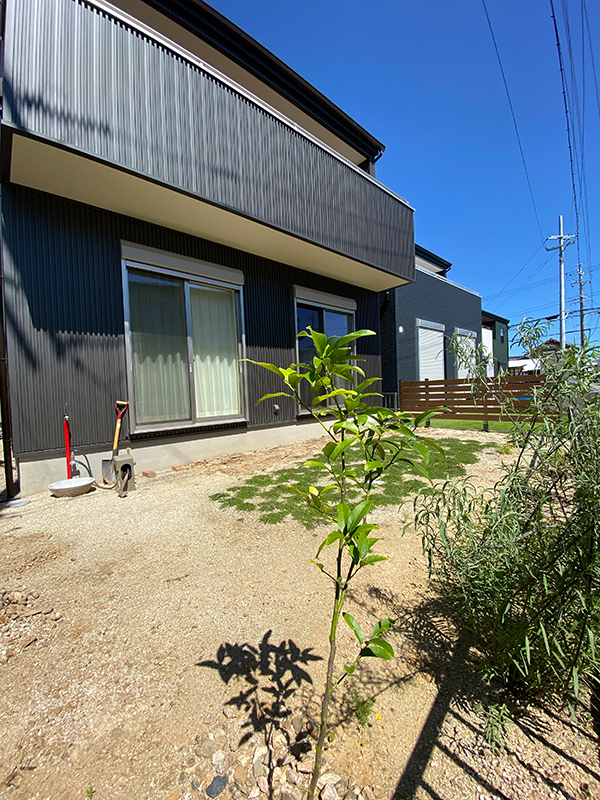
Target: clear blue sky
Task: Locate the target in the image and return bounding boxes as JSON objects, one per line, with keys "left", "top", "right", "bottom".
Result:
{"left": 209, "top": 0, "right": 599, "bottom": 348}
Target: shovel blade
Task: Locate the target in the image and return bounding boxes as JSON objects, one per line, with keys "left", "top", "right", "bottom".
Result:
{"left": 101, "top": 459, "right": 114, "bottom": 484}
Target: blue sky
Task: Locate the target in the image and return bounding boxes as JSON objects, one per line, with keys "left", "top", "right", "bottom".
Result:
{"left": 208, "top": 0, "right": 599, "bottom": 349}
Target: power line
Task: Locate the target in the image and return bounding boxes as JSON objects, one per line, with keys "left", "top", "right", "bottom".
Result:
{"left": 492, "top": 252, "right": 555, "bottom": 312}
{"left": 481, "top": 0, "right": 544, "bottom": 241}
{"left": 483, "top": 244, "right": 545, "bottom": 303}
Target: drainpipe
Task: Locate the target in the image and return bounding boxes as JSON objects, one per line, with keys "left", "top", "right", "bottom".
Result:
{"left": 0, "top": 0, "right": 16, "bottom": 499}
{"left": 0, "top": 221, "right": 15, "bottom": 499}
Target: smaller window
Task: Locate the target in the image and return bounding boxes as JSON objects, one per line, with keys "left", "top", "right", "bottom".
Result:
{"left": 294, "top": 288, "right": 355, "bottom": 410}
{"left": 500, "top": 328, "right": 505, "bottom": 343}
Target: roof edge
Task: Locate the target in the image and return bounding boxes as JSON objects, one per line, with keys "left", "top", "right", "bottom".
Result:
{"left": 143, "top": 0, "right": 385, "bottom": 162}
{"left": 415, "top": 243, "right": 452, "bottom": 270}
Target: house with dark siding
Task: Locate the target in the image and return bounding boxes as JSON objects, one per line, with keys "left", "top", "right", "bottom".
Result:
{"left": 481, "top": 310, "right": 510, "bottom": 375}
{"left": 0, "top": 0, "right": 416, "bottom": 494}
{"left": 380, "top": 245, "right": 482, "bottom": 396}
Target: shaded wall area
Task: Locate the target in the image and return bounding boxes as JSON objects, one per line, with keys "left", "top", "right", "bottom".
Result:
{"left": 380, "top": 269, "right": 482, "bottom": 392}
{"left": 2, "top": 184, "right": 380, "bottom": 456}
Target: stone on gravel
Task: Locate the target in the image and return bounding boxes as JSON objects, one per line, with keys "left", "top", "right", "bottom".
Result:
{"left": 321, "top": 784, "right": 339, "bottom": 800}
{"left": 318, "top": 773, "right": 342, "bottom": 788}
{"left": 257, "top": 776, "right": 268, "bottom": 794}
{"left": 234, "top": 764, "right": 246, "bottom": 786}
{"left": 253, "top": 761, "right": 266, "bottom": 778}
{"left": 141, "top": 470, "right": 157, "bottom": 478}
{"left": 254, "top": 745, "right": 268, "bottom": 762}
{"left": 205, "top": 775, "right": 228, "bottom": 798}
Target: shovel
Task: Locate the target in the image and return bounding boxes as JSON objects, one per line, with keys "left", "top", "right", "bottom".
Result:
{"left": 102, "top": 401, "right": 129, "bottom": 484}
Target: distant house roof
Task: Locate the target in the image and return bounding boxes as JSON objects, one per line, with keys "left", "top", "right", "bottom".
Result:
{"left": 144, "top": 0, "right": 385, "bottom": 162}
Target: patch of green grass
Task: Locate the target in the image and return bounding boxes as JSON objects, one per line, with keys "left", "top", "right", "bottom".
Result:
{"left": 347, "top": 683, "right": 375, "bottom": 727}
{"left": 210, "top": 436, "right": 496, "bottom": 528}
{"left": 425, "top": 418, "right": 514, "bottom": 432}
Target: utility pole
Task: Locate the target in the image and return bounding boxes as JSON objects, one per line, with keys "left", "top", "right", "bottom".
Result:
{"left": 577, "top": 264, "right": 586, "bottom": 347}
{"left": 546, "top": 215, "right": 575, "bottom": 349}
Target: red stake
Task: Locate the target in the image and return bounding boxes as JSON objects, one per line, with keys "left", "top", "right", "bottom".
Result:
{"left": 63, "top": 415, "right": 72, "bottom": 479}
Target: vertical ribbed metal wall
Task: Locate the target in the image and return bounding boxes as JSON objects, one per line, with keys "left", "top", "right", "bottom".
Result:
{"left": 4, "top": 0, "right": 414, "bottom": 280}
{"left": 379, "top": 270, "right": 482, "bottom": 386}
{"left": 3, "top": 185, "right": 381, "bottom": 456}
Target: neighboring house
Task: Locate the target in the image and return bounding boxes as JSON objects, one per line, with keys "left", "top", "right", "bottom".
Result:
{"left": 481, "top": 310, "right": 510, "bottom": 376}
{"left": 508, "top": 339, "right": 573, "bottom": 375}
{"left": 0, "top": 0, "right": 416, "bottom": 494}
{"left": 380, "top": 245, "right": 482, "bottom": 394}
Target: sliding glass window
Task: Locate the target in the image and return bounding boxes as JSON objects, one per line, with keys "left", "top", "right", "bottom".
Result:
{"left": 126, "top": 267, "right": 243, "bottom": 429}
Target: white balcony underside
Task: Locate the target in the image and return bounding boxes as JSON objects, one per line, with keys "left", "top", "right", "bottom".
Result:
{"left": 10, "top": 134, "right": 409, "bottom": 293}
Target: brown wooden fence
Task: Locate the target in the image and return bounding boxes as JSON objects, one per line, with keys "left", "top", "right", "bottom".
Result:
{"left": 399, "top": 374, "right": 545, "bottom": 429}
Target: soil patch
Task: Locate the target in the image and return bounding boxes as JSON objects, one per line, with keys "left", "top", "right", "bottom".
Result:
{"left": 0, "top": 428, "right": 597, "bottom": 800}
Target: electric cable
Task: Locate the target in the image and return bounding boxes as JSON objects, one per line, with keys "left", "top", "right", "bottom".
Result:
{"left": 481, "top": 0, "right": 544, "bottom": 241}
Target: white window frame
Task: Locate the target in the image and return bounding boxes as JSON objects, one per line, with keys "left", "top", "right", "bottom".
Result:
{"left": 122, "top": 248, "right": 247, "bottom": 434}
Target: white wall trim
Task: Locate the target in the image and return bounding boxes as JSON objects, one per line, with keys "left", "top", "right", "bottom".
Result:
{"left": 294, "top": 285, "right": 357, "bottom": 312}
{"left": 415, "top": 265, "right": 480, "bottom": 297}
{"left": 416, "top": 318, "right": 445, "bottom": 332}
{"left": 121, "top": 241, "right": 244, "bottom": 285}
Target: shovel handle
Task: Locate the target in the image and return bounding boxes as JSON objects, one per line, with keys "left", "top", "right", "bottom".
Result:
{"left": 112, "top": 401, "right": 129, "bottom": 453}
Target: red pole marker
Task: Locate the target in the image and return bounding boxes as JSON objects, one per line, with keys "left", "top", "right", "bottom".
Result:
{"left": 63, "top": 414, "right": 72, "bottom": 479}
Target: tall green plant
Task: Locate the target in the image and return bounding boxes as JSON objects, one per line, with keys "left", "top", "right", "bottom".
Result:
{"left": 416, "top": 322, "right": 600, "bottom": 710}
{"left": 249, "top": 328, "right": 440, "bottom": 797}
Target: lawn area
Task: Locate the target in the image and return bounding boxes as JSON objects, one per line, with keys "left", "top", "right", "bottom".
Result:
{"left": 210, "top": 435, "right": 500, "bottom": 527}
{"left": 423, "top": 417, "right": 514, "bottom": 432}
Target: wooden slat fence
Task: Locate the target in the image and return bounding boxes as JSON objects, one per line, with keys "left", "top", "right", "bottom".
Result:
{"left": 399, "top": 375, "right": 545, "bottom": 429}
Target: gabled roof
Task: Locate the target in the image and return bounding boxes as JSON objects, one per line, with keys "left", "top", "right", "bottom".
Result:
{"left": 143, "top": 0, "right": 385, "bottom": 162}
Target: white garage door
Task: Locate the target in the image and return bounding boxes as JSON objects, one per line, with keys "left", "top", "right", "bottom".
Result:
{"left": 418, "top": 324, "right": 445, "bottom": 380}
{"left": 455, "top": 330, "right": 477, "bottom": 380}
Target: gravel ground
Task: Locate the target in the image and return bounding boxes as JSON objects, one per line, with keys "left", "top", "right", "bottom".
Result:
{"left": 0, "top": 428, "right": 598, "bottom": 800}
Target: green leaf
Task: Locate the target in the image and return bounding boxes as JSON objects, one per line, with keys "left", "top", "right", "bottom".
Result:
{"left": 254, "top": 391, "right": 293, "bottom": 407}
{"left": 331, "top": 329, "right": 376, "bottom": 349}
{"left": 539, "top": 623, "right": 551, "bottom": 656}
{"left": 347, "top": 499, "right": 373, "bottom": 532}
{"left": 356, "top": 530, "right": 370, "bottom": 560}
{"left": 303, "top": 459, "right": 328, "bottom": 469}
{"left": 316, "top": 530, "right": 343, "bottom": 557}
{"left": 572, "top": 666, "right": 579, "bottom": 698}
{"left": 360, "top": 554, "right": 387, "bottom": 567}
{"left": 336, "top": 503, "right": 351, "bottom": 531}
{"left": 371, "top": 618, "right": 396, "bottom": 638}
{"left": 323, "top": 441, "right": 336, "bottom": 458}
{"left": 243, "top": 359, "right": 284, "bottom": 378}
{"left": 360, "top": 638, "right": 394, "bottom": 660}
{"left": 344, "top": 663, "right": 356, "bottom": 676}
{"left": 330, "top": 437, "right": 357, "bottom": 461}
{"left": 343, "top": 612, "right": 365, "bottom": 644}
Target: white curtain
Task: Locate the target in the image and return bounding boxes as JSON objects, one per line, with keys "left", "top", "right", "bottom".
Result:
{"left": 190, "top": 286, "right": 240, "bottom": 418}
{"left": 129, "top": 271, "right": 191, "bottom": 424}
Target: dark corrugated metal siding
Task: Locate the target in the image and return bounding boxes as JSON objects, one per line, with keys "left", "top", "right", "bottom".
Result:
{"left": 4, "top": 0, "right": 414, "bottom": 280}
{"left": 3, "top": 185, "right": 381, "bottom": 456}
{"left": 379, "top": 269, "right": 482, "bottom": 387}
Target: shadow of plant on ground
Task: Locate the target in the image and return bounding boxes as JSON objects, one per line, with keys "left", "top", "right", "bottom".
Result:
{"left": 210, "top": 438, "right": 497, "bottom": 528}
{"left": 197, "top": 631, "right": 322, "bottom": 791}
{"left": 345, "top": 585, "right": 600, "bottom": 800}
